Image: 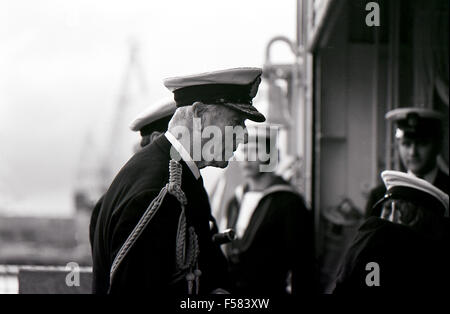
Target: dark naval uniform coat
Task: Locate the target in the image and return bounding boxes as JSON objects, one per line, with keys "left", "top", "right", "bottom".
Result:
{"left": 333, "top": 216, "right": 450, "bottom": 294}
{"left": 365, "top": 169, "right": 449, "bottom": 218}
{"left": 224, "top": 176, "right": 317, "bottom": 295}
{"left": 90, "top": 134, "right": 230, "bottom": 294}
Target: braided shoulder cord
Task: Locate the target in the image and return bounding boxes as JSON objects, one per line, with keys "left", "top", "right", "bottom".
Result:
{"left": 109, "top": 185, "right": 168, "bottom": 286}
{"left": 108, "top": 160, "right": 200, "bottom": 294}
{"left": 168, "top": 161, "right": 201, "bottom": 294}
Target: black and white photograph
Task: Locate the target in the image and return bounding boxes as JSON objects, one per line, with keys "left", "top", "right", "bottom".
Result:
{"left": 0, "top": 0, "right": 448, "bottom": 309}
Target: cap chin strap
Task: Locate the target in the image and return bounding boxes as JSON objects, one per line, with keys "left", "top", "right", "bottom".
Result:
{"left": 108, "top": 160, "right": 200, "bottom": 294}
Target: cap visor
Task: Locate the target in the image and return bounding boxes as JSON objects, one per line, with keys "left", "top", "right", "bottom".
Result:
{"left": 222, "top": 103, "right": 266, "bottom": 122}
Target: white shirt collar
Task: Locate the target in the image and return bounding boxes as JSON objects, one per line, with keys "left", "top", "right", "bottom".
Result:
{"left": 408, "top": 166, "right": 439, "bottom": 185}
{"left": 164, "top": 131, "right": 201, "bottom": 180}
{"left": 235, "top": 191, "right": 264, "bottom": 239}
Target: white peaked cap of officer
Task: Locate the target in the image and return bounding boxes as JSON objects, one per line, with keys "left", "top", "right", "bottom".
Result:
{"left": 164, "top": 67, "right": 263, "bottom": 89}
{"left": 381, "top": 170, "right": 449, "bottom": 217}
{"left": 129, "top": 97, "right": 176, "bottom": 132}
{"left": 385, "top": 107, "right": 444, "bottom": 139}
{"left": 163, "top": 67, "right": 265, "bottom": 122}
{"left": 385, "top": 107, "right": 444, "bottom": 121}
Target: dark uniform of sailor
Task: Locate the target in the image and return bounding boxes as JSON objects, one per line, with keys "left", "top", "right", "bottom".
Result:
{"left": 223, "top": 124, "right": 316, "bottom": 294}
{"left": 225, "top": 176, "right": 316, "bottom": 295}
{"left": 335, "top": 171, "right": 450, "bottom": 294}
{"left": 90, "top": 67, "right": 265, "bottom": 294}
{"left": 366, "top": 107, "right": 449, "bottom": 218}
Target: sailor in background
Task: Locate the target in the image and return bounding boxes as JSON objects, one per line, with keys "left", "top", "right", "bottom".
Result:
{"left": 224, "top": 124, "right": 317, "bottom": 295}
{"left": 91, "top": 67, "right": 265, "bottom": 294}
{"left": 89, "top": 98, "right": 176, "bottom": 248}
{"left": 366, "top": 107, "right": 449, "bottom": 217}
{"left": 335, "top": 170, "right": 449, "bottom": 293}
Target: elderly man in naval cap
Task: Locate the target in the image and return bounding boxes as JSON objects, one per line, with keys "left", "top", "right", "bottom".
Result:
{"left": 91, "top": 67, "right": 265, "bottom": 295}
{"left": 335, "top": 170, "right": 449, "bottom": 293}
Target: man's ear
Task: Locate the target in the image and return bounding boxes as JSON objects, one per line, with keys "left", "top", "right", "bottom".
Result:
{"left": 192, "top": 101, "right": 207, "bottom": 118}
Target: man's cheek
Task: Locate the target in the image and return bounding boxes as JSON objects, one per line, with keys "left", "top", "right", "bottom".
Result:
{"left": 224, "top": 141, "right": 235, "bottom": 159}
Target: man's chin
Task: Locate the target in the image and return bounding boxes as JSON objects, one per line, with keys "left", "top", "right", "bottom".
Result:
{"left": 217, "top": 160, "right": 229, "bottom": 168}
{"left": 407, "top": 163, "right": 424, "bottom": 174}
{"left": 207, "top": 160, "right": 229, "bottom": 168}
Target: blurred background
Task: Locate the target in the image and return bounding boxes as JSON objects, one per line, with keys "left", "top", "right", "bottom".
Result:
{"left": 0, "top": 0, "right": 448, "bottom": 293}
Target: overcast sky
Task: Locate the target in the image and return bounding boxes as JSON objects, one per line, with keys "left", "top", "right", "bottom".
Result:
{"left": 0, "top": 0, "right": 296, "bottom": 217}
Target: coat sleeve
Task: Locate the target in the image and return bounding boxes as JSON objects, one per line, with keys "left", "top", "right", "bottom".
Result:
{"left": 108, "top": 189, "right": 183, "bottom": 294}
{"left": 278, "top": 193, "right": 318, "bottom": 294}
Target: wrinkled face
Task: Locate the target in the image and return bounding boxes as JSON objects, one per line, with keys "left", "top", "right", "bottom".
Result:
{"left": 200, "top": 104, "right": 247, "bottom": 168}
{"left": 397, "top": 137, "right": 438, "bottom": 176}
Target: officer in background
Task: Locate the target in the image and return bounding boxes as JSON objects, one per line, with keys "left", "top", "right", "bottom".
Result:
{"left": 89, "top": 97, "right": 176, "bottom": 248}
{"left": 224, "top": 124, "right": 317, "bottom": 295}
{"left": 91, "top": 67, "right": 265, "bottom": 294}
{"left": 334, "top": 170, "right": 449, "bottom": 293}
{"left": 366, "top": 107, "right": 448, "bottom": 217}
{"left": 130, "top": 97, "right": 177, "bottom": 149}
